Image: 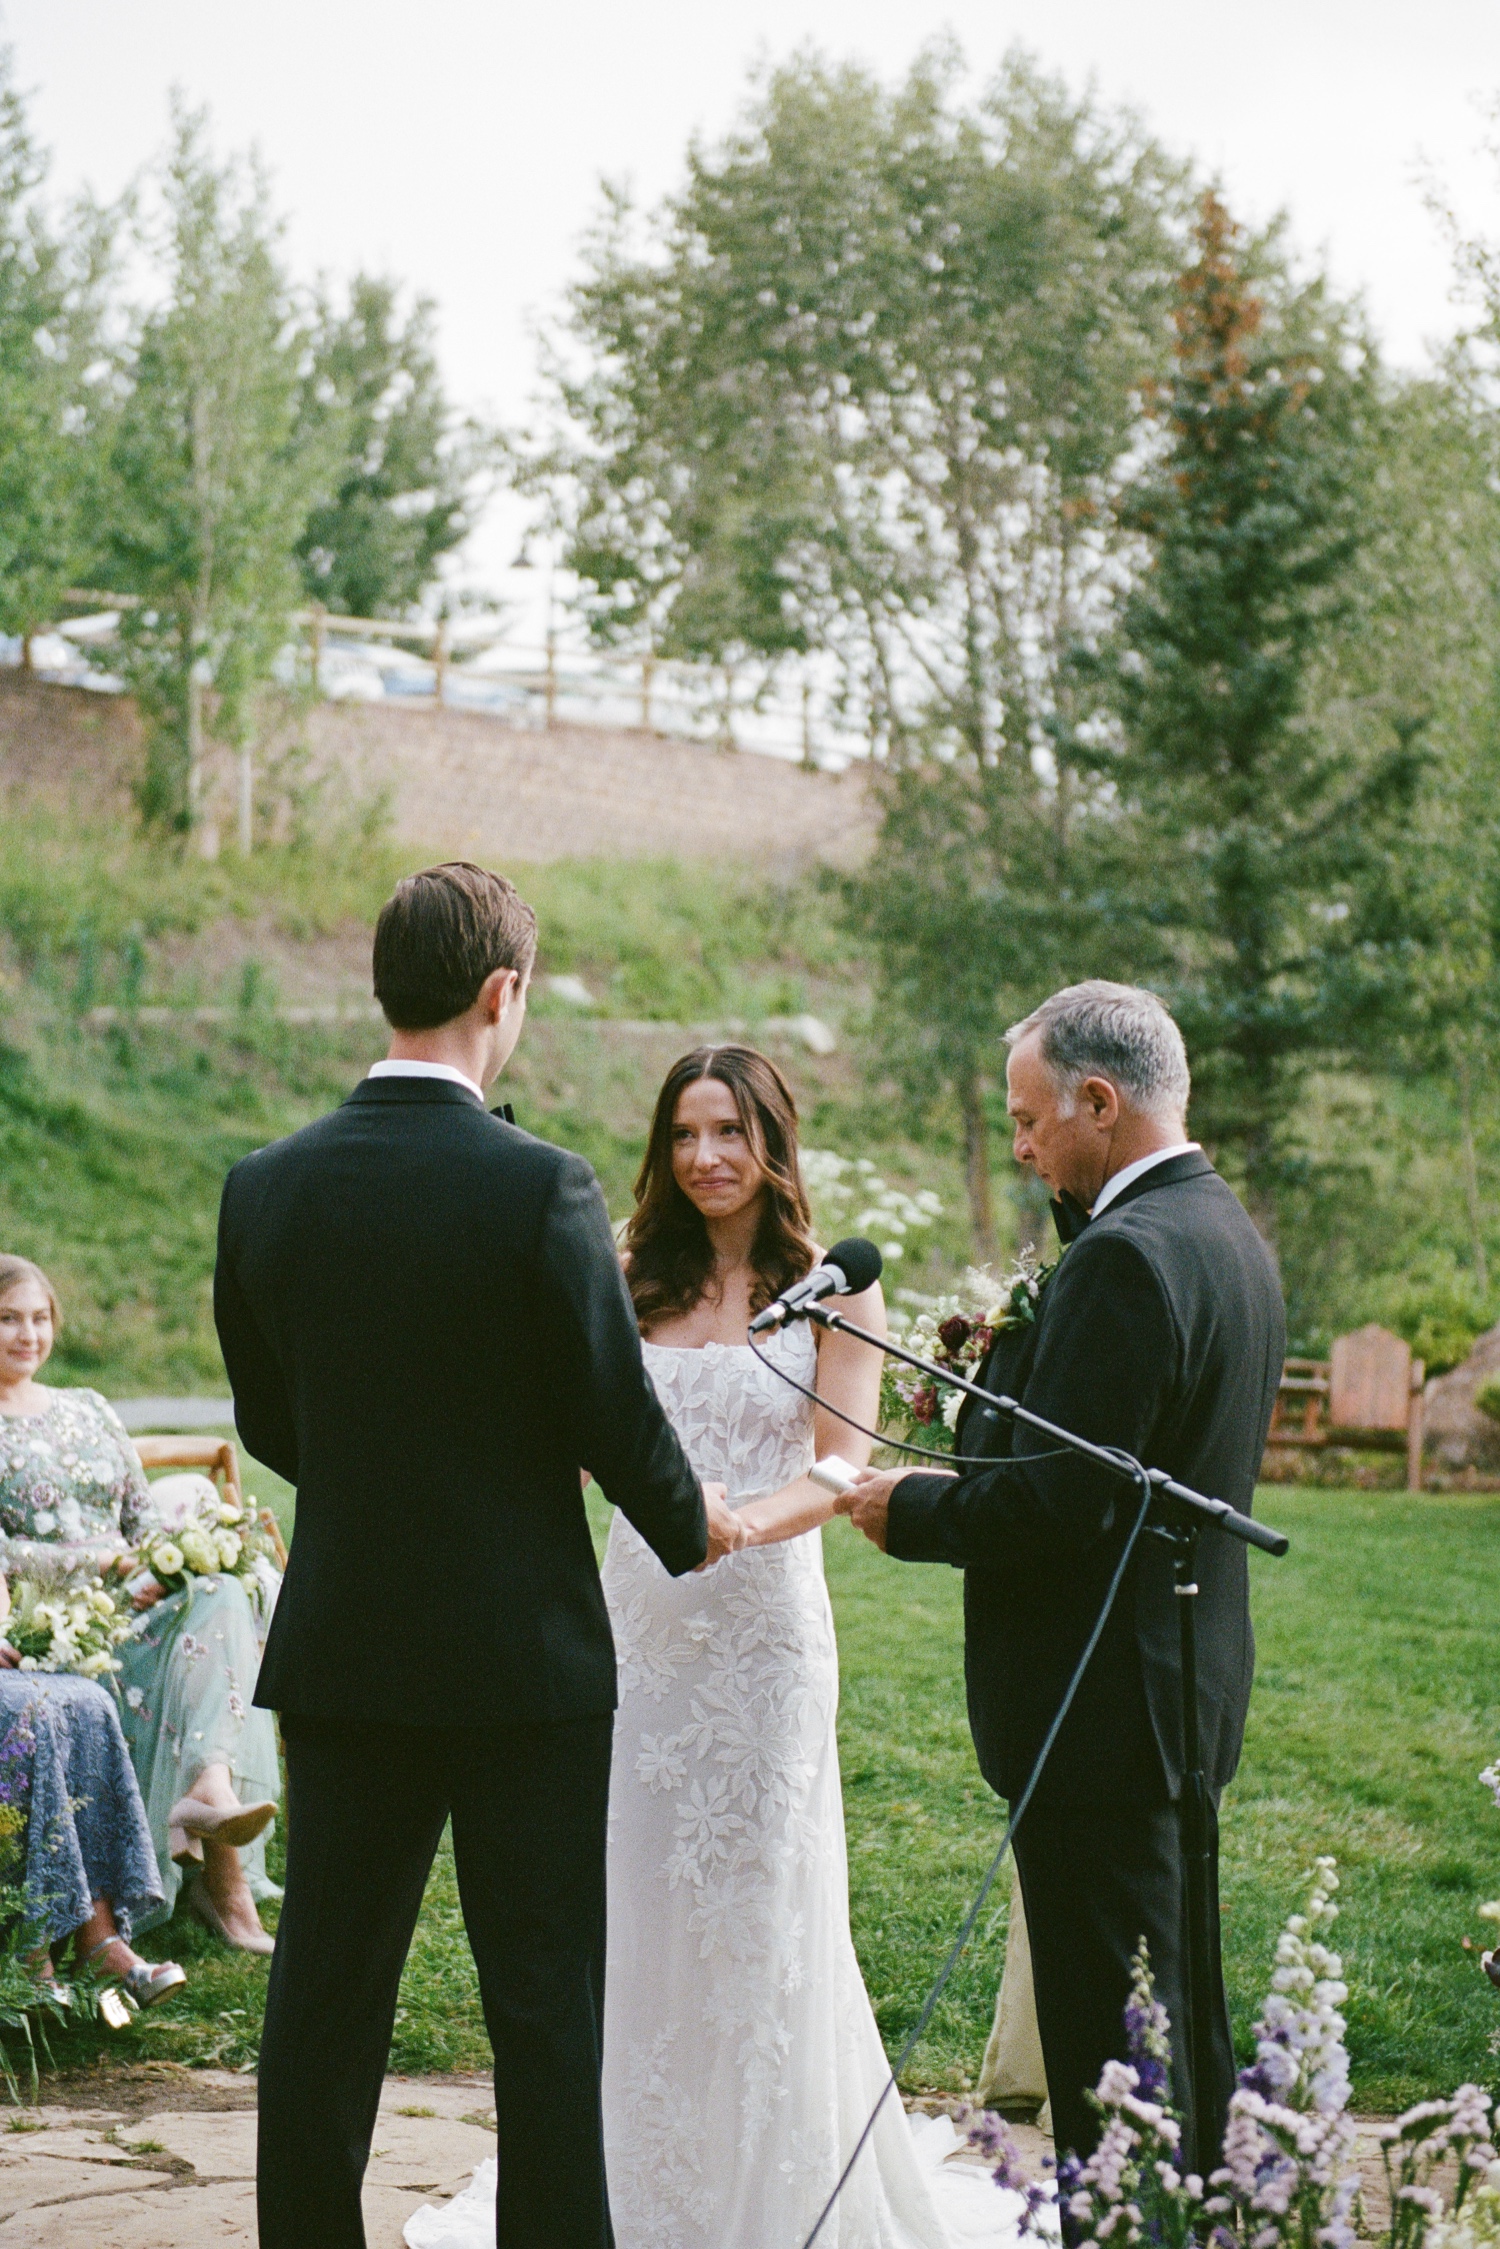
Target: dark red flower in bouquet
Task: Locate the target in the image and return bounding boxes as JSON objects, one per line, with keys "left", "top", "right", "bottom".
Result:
{"left": 937, "top": 1315, "right": 972, "bottom": 1357}
{"left": 912, "top": 1384, "right": 939, "bottom": 1424}
{"left": 971, "top": 1324, "right": 994, "bottom": 1358}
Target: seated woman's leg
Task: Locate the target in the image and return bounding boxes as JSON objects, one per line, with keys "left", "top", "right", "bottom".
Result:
{"left": 0, "top": 1675, "right": 184, "bottom": 1992}
{"left": 116, "top": 1574, "right": 282, "bottom": 1947}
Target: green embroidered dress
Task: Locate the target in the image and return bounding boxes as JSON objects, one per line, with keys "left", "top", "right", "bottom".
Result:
{"left": 0, "top": 1388, "right": 281, "bottom": 1929}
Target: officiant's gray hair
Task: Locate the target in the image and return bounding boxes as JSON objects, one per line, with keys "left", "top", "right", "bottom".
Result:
{"left": 1006, "top": 981, "right": 1190, "bottom": 1121}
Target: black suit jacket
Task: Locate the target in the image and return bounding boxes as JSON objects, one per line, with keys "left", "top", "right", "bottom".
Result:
{"left": 214, "top": 1078, "right": 708, "bottom": 1727}
{"left": 888, "top": 1153, "right": 1284, "bottom": 1807}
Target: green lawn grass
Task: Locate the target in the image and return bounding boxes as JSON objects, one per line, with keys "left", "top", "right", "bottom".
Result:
{"left": 39, "top": 1485, "right": 1500, "bottom": 2114}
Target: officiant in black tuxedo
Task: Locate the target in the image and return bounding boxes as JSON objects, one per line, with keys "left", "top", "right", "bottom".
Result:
{"left": 841, "top": 981, "right": 1284, "bottom": 2174}
{"left": 215, "top": 863, "right": 745, "bottom": 2249}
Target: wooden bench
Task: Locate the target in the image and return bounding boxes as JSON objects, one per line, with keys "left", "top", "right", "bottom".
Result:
{"left": 132, "top": 1434, "right": 289, "bottom": 1568}
{"left": 1264, "top": 1324, "right": 1426, "bottom": 1490}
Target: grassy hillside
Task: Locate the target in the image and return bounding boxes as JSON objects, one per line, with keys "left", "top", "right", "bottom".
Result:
{"left": 0, "top": 795, "right": 1496, "bottom": 1387}
{"left": 0, "top": 815, "right": 981, "bottom": 1391}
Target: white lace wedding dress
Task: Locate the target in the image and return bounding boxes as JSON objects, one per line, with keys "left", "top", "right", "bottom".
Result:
{"left": 406, "top": 1325, "right": 1028, "bottom": 2249}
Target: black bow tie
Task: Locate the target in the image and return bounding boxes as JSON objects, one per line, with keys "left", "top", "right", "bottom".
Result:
{"left": 1051, "top": 1191, "right": 1091, "bottom": 1245}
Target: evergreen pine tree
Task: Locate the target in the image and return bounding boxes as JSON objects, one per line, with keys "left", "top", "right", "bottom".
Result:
{"left": 1115, "top": 193, "right": 1419, "bottom": 1237}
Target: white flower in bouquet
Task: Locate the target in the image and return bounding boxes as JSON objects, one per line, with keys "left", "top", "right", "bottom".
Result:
{"left": 136, "top": 1474, "right": 277, "bottom": 1600}
{"left": 879, "top": 1253, "right": 1057, "bottom": 1452}
{"left": 4, "top": 1572, "right": 131, "bottom": 1678}
{"left": 177, "top": 1526, "right": 220, "bottom": 1576}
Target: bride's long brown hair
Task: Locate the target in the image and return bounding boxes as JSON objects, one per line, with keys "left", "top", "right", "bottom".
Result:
{"left": 625, "top": 1046, "right": 818, "bottom": 1331}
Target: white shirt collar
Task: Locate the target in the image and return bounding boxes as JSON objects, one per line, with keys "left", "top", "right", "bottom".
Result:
{"left": 367, "top": 1058, "right": 485, "bottom": 1102}
{"left": 1089, "top": 1142, "right": 1200, "bottom": 1220}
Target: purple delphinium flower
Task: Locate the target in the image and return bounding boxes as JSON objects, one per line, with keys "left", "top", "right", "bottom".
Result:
{"left": 962, "top": 2107, "right": 1056, "bottom": 2237}
{"left": 1123, "top": 1944, "right": 1173, "bottom": 2107}
{"left": 1124, "top": 1998, "right": 1170, "bottom": 2106}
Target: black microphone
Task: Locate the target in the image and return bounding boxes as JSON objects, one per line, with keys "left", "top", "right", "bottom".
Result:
{"left": 747, "top": 1237, "right": 884, "bottom": 1334}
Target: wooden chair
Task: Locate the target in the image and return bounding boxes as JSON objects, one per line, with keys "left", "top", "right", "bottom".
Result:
{"left": 132, "top": 1434, "right": 289, "bottom": 1568}
{"left": 1263, "top": 1325, "right": 1425, "bottom": 1490}
{"left": 1327, "top": 1324, "right": 1426, "bottom": 1493}
{"left": 1265, "top": 1358, "right": 1331, "bottom": 1450}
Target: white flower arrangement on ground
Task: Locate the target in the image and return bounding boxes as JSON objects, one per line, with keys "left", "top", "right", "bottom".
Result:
{"left": 800, "top": 1148, "right": 942, "bottom": 1263}
{"left": 136, "top": 1474, "right": 276, "bottom": 1601}
{"left": 0, "top": 1572, "right": 132, "bottom": 1679}
{"left": 966, "top": 1855, "right": 1500, "bottom": 2249}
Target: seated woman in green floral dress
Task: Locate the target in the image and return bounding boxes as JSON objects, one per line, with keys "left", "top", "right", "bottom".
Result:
{"left": 0, "top": 1256, "right": 282, "bottom": 1953}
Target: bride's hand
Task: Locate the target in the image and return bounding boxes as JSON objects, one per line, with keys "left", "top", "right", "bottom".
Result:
{"left": 697, "top": 1483, "right": 745, "bottom": 1570}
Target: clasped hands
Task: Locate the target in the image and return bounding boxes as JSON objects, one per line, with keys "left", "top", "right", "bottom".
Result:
{"left": 697, "top": 1461, "right": 957, "bottom": 1567}
{"left": 697, "top": 1484, "right": 747, "bottom": 1570}
{"left": 696, "top": 1473, "right": 888, "bottom": 1567}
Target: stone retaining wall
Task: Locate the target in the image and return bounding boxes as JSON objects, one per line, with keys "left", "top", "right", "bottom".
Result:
{"left": 0, "top": 675, "right": 877, "bottom": 869}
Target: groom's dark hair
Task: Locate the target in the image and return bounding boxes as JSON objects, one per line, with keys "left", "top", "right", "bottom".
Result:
{"left": 373, "top": 862, "right": 538, "bottom": 1030}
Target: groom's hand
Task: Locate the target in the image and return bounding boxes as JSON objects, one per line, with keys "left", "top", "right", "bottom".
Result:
{"left": 697, "top": 1482, "right": 745, "bottom": 1570}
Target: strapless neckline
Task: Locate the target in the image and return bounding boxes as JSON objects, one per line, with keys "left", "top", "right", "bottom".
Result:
{"left": 643, "top": 1338, "right": 773, "bottom": 1354}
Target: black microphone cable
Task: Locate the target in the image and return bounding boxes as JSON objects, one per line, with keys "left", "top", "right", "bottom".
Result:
{"left": 746, "top": 1335, "right": 1071, "bottom": 1470}
{"left": 796, "top": 1463, "right": 1154, "bottom": 2249}
{"left": 746, "top": 1338, "right": 1155, "bottom": 2249}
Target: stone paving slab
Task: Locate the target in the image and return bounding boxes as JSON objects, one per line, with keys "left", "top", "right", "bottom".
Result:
{"left": 0, "top": 2076, "right": 498, "bottom": 2248}
{"left": 0, "top": 2179, "right": 255, "bottom": 2246}
{"left": 9, "top": 2090, "right": 1412, "bottom": 2249}
{"left": 0, "top": 2092, "right": 1405, "bottom": 2248}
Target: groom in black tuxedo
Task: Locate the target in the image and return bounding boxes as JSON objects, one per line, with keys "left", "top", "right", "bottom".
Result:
{"left": 842, "top": 981, "right": 1283, "bottom": 2173}
{"left": 216, "top": 863, "right": 744, "bottom": 2249}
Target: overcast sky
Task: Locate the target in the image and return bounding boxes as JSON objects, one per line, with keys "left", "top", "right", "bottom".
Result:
{"left": 13, "top": 2, "right": 1500, "bottom": 593}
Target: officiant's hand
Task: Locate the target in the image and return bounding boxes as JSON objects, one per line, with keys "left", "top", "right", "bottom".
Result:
{"left": 838, "top": 1464, "right": 955, "bottom": 1552}
{"left": 698, "top": 1483, "right": 746, "bottom": 1570}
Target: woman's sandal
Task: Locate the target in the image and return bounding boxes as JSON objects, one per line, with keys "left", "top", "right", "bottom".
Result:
{"left": 81, "top": 1937, "right": 188, "bottom": 2008}
{"left": 167, "top": 1795, "right": 276, "bottom": 1866}
{"left": 185, "top": 1871, "right": 275, "bottom": 1956}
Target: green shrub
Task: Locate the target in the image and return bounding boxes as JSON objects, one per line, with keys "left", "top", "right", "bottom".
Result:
{"left": 1477, "top": 1378, "right": 1500, "bottom": 1424}
{"left": 1365, "top": 1265, "right": 1496, "bottom": 1376}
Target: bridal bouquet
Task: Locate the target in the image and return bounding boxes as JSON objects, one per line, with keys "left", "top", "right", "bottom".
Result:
{"left": 1, "top": 1572, "right": 132, "bottom": 1680}
{"left": 136, "top": 1475, "right": 276, "bottom": 1599}
{"left": 880, "top": 1251, "right": 1055, "bottom": 1454}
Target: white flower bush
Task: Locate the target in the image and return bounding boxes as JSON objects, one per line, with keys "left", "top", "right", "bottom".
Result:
{"left": 800, "top": 1148, "right": 942, "bottom": 1263}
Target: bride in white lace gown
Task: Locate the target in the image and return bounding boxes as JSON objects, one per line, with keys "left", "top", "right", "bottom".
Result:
{"left": 407, "top": 1049, "right": 1024, "bottom": 2249}
{"left": 604, "top": 1314, "right": 955, "bottom": 2248}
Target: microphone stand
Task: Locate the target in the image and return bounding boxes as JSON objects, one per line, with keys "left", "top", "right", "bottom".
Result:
{"left": 804, "top": 1300, "right": 1288, "bottom": 2178}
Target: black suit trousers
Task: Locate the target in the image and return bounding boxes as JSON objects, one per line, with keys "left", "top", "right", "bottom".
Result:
{"left": 1010, "top": 1794, "right": 1235, "bottom": 2179}
{"left": 257, "top": 1712, "right": 615, "bottom": 2249}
